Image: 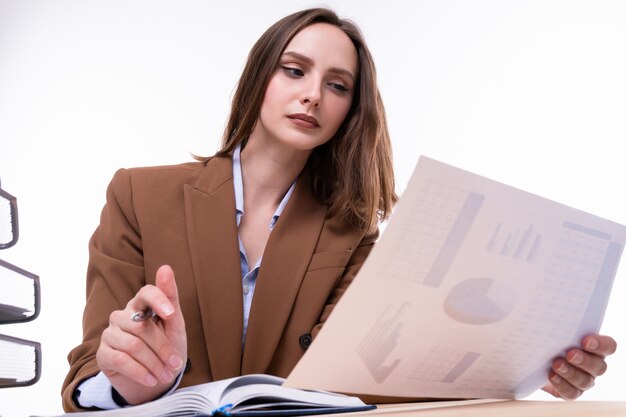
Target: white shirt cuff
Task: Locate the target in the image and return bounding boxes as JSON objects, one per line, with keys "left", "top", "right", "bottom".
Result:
{"left": 75, "top": 370, "right": 184, "bottom": 409}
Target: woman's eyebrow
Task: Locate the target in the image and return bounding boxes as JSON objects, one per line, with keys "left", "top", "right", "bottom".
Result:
{"left": 282, "top": 51, "right": 355, "bottom": 81}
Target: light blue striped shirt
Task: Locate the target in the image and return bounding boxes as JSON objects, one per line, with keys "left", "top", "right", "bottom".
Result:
{"left": 232, "top": 143, "right": 296, "bottom": 342}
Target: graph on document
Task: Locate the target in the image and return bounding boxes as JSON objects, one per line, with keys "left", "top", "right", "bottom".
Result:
{"left": 486, "top": 223, "right": 542, "bottom": 263}
{"left": 357, "top": 303, "right": 409, "bottom": 383}
{"left": 384, "top": 178, "right": 485, "bottom": 289}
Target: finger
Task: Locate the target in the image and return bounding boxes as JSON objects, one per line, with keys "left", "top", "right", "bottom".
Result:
{"left": 155, "top": 265, "right": 180, "bottom": 318}
{"left": 102, "top": 315, "right": 179, "bottom": 383}
{"left": 154, "top": 265, "right": 186, "bottom": 371}
{"left": 108, "top": 309, "right": 184, "bottom": 374}
{"left": 541, "top": 381, "right": 560, "bottom": 398}
{"left": 155, "top": 265, "right": 186, "bottom": 342}
{"left": 97, "top": 334, "right": 159, "bottom": 387}
{"left": 548, "top": 369, "right": 583, "bottom": 400}
{"left": 566, "top": 348, "right": 608, "bottom": 377}
{"left": 126, "top": 282, "right": 174, "bottom": 322}
{"left": 582, "top": 334, "right": 617, "bottom": 358}
{"left": 552, "top": 358, "right": 595, "bottom": 392}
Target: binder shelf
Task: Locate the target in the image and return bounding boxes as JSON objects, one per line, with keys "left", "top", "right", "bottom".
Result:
{"left": 0, "top": 179, "right": 42, "bottom": 388}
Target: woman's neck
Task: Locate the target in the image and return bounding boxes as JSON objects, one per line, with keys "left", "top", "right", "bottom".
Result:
{"left": 239, "top": 137, "right": 311, "bottom": 209}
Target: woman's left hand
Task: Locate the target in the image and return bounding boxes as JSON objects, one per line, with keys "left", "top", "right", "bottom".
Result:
{"left": 542, "top": 334, "right": 617, "bottom": 399}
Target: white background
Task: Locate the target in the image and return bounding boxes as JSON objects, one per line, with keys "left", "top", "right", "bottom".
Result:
{"left": 1, "top": 1, "right": 625, "bottom": 415}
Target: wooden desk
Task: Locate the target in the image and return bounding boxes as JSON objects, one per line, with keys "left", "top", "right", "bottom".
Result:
{"left": 343, "top": 399, "right": 626, "bottom": 417}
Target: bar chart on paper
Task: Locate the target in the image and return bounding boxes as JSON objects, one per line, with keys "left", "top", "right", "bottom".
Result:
{"left": 356, "top": 303, "right": 409, "bottom": 383}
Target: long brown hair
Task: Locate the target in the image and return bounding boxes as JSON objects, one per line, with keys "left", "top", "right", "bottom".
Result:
{"left": 207, "top": 7, "right": 397, "bottom": 232}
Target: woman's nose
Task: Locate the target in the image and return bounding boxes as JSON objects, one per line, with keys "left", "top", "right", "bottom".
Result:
{"left": 300, "top": 77, "right": 322, "bottom": 107}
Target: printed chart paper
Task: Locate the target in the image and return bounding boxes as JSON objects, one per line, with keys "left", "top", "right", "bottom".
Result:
{"left": 285, "top": 156, "right": 626, "bottom": 399}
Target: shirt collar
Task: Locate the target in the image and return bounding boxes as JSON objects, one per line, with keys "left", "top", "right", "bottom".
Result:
{"left": 232, "top": 143, "right": 296, "bottom": 229}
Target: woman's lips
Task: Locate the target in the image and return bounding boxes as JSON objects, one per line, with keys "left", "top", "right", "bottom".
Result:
{"left": 287, "top": 113, "right": 320, "bottom": 128}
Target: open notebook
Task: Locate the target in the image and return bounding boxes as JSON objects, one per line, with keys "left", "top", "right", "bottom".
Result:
{"left": 36, "top": 374, "right": 374, "bottom": 417}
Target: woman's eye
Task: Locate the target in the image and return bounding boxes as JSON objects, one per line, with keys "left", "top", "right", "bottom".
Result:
{"left": 281, "top": 66, "right": 304, "bottom": 77}
{"left": 328, "top": 82, "right": 349, "bottom": 92}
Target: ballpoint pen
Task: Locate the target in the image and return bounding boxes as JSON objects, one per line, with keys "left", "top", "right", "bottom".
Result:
{"left": 130, "top": 308, "right": 157, "bottom": 322}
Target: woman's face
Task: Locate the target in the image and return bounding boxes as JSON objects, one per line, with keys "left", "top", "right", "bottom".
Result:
{"left": 254, "top": 22, "right": 358, "bottom": 152}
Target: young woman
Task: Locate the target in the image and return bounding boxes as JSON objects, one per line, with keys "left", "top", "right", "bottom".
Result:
{"left": 61, "top": 7, "right": 615, "bottom": 411}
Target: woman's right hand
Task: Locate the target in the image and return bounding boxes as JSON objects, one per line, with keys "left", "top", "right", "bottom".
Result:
{"left": 96, "top": 264, "right": 188, "bottom": 405}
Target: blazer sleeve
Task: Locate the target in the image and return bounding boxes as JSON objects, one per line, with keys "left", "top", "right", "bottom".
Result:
{"left": 62, "top": 168, "right": 147, "bottom": 412}
{"left": 310, "top": 227, "right": 379, "bottom": 338}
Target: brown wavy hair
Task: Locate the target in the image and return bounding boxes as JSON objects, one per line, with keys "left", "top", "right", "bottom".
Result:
{"left": 208, "top": 7, "right": 397, "bottom": 232}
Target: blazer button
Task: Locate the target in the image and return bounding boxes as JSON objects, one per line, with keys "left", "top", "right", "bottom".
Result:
{"left": 299, "top": 333, "right": 312, "bottom": 350}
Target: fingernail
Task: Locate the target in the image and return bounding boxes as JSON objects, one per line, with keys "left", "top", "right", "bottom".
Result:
{"left": 161, "top": 303, "right": 174, "bottom": 316}
{"left": 586, "top": 338, "right": 599, "bottom": 351}
{"left": 161, "top": 369, "right": 174, "bottom": 382}
{"left": 169, "top": 355, "right": 183, "bottom": 369}
{"left": 570, "top": 352, "right": 583, "bottom": 365}
{"left": 146, "top": 374, "right": 157, "bottom": 386}
{"left": 557, "top": 363, "right": 569, "bottom": 374}
{"left": 552, "top": 374, "right": 562, "bottom": 384}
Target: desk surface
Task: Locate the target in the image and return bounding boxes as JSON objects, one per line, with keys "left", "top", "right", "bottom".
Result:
{"left": 342, "top": 399, "right": 626, "bottom": 417}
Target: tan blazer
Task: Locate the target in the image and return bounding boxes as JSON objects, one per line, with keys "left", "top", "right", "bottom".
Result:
{"left": 62, "top": 154, "right": 377, "bottom": 411}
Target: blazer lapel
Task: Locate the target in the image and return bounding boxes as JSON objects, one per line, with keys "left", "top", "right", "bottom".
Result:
{"left": 184, "top": 156, "right": 243, "bottom": 380}
{"left": 241, "top": 172, "right": 326, "bottom": 373}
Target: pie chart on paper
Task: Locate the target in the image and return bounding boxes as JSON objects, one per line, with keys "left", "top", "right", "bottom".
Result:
{"left": 443, "top": 277, "right": 516, "bottom": 325}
